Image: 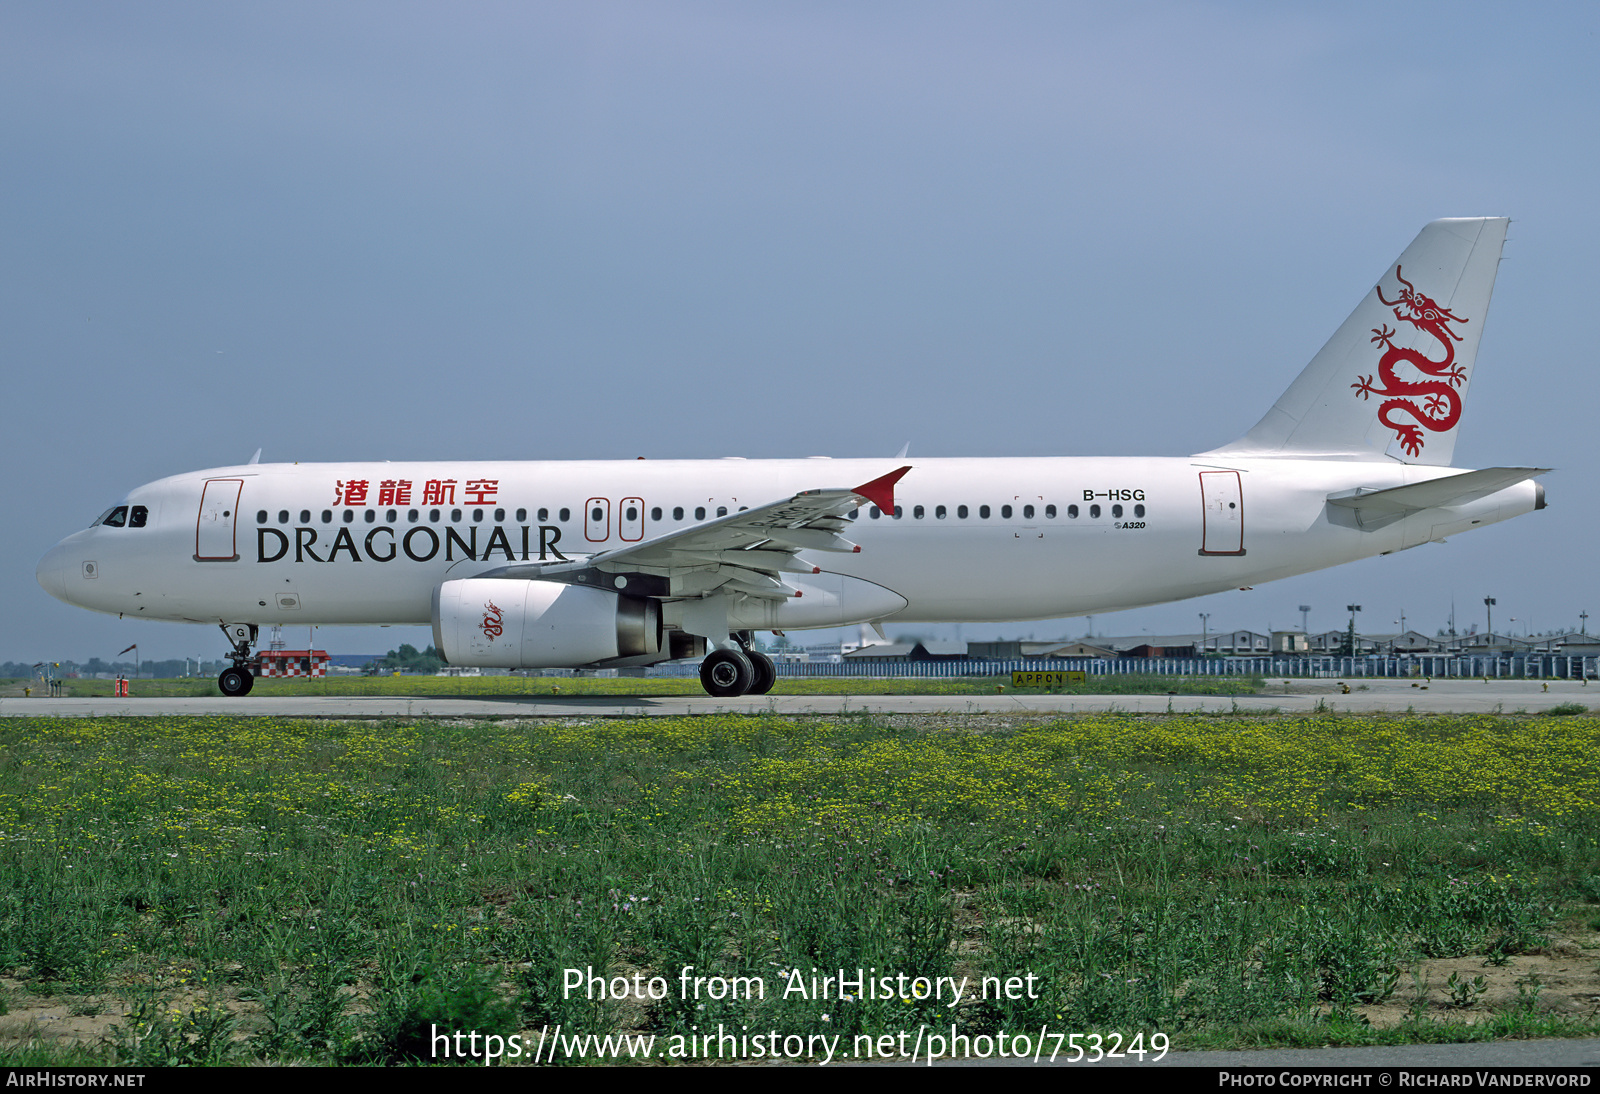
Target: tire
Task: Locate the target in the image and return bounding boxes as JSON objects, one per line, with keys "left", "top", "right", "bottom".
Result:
{"left": 219, "top": 667, "right": 253, "bottom": 697}
{"left": 747, "top": 650, "right": 776, "bottom": 695}
{"left": 699, "top": 649, "right": 753, "bottom": 697}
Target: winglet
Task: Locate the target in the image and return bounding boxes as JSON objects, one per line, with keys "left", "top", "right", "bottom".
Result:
{"left": 852, "top": 466, "right": 911, "bottom": 513}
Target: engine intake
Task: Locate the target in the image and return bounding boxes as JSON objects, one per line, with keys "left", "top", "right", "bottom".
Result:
{"left": 433, "top": 578, "right": 661, "bottom": 668}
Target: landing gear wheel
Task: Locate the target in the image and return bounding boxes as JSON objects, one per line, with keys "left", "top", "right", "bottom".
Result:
{"left": 700, "top": 649, "right": 754, "bottom": 697}
{"left": 747, "top": 651, "right": 776, "bottom": 695}
{"left": 218, "top": 666, "right": 254, "bottom": 697}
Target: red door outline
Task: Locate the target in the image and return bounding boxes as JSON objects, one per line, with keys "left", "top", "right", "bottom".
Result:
{"left": 196, "top": 478, "right": 244, "bottom": 561}
{"left": 620, "top": 497, "right": 644, "bottom": 541}
{"left": 584, "top": 497, "right": 610, "bottom": 543}
{"left": 1198, "top": 471, "right": 1245, "bottom": 556}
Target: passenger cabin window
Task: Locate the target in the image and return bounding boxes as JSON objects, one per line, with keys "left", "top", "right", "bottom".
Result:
{"left": 1135, "top": 504, "right": 1145, "bottom": 517}
{"left": 979, "top": 505, "right": 990, "bottom": 519}
{"left": 537, "top": 508, "right": 549, "bottom": 521}
{"left": 869, "top": 507, "right": 881, "bottom": 519}
{"left": 343, "top": 509, "right": 354, "bottom": 523}
{"left": 1023, "top": 504, "right": 1034, "bottom": 519}
{"left": 957, "top": 505, "right": 968, "bottom": 519}
{"left": 473, "top": 509, "right": 484, "bottom": 522}
{"left": 717, "top": 506, "right": 727, "bottom": 517}
{"left": 495, "top": 508, "right": 505, "bottom": 522}
{"left": 695, "top": 507, "right": 706, "bottom": 520}
{"left": 364, "top": 509, "right": 377, "bottom": 523}
{"left": 1112, "top": 504, "right": 1123, "bottom": 518}
{"left": 673, "top": 507, "right": 684, "bottom": 520}
{"left": 936, "top": 505, "right": 947, "bottom": 519}
{"left": 515, "top": 508, "right": 526, "bottom": 522}
{"left": 408, "top": 509, "right": 419, "bottom": 523}
{"left": 386, "top": 509, "right": 397, "bottom": 522}
{"left": 256, "top": 510, "right": 268, "bottom": 524}
{"left": 894, "top": 505, "right": 903, "bottom": 518}
{"left": 451, "top": 508, "right": 462, "bottom": 522}
{"left": 322, "top": 510, "right": 333, "bottom": 524}
{"left": 1090, "top": 504, "right": 1101, "bottom": 518}
{"left": 559, "top": 508, "right": 571, "bottom": 522}
{"left": 102, "top": 506, "right": 128, "bottom": 528}
{"left": 1001, "top": 505, "right": 1012, "bottom": 518}
{"left": 1045, "top": 504, "right": 1056, "bottom": 518}
{"left": 650, "top": 507, "right": 662, "bottom": 521}
{"left": 278, "top": 510, "right": 289, "bottom": 524}
{"left": 429, "top": 509, "right": 441, "bottom": 523}
{"left": 1066, "top": 505, "right": 1078, "bottom": 518}
{"left": 914, "top": 505, "right": 924, "bottom": 519}
{"left": 300, "top": 509, "right": 311, "bottom": 523}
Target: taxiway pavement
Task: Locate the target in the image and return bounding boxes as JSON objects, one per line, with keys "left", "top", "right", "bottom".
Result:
{"left": 3, "top": 677, "right": 1593, "bottom": 718}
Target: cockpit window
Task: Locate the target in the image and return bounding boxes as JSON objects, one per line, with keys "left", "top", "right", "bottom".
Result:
{"left": 101, "top": 506, "right": 128, "bottom": 528}
{"left": 129, "top": 505, "right": 148, "bottom": 528}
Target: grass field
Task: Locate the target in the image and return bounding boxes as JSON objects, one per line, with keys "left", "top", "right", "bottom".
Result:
{"left": 0, "top": 710, "right": 1596, "bottom": 1064}
{"left": 10, "top": 672, "right": 1264, "bottom": 699}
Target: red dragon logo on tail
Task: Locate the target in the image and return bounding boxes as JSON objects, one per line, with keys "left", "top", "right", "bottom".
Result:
{"left": 1351, "top": 265, "right": 1469, "bottom": 457}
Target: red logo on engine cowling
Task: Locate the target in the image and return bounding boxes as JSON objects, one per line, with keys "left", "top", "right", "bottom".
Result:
{"left": 481, "top": 600, "right": 504, "bottom": 641}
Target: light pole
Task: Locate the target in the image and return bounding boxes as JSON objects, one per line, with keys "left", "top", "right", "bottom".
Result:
{"left": 1346, "top": 604, "right": 1362, "bottom": 656}
{"left": 1199, "top": 612, "right": 1209, "bottom": 657}
{"left": 1299, "top": 604, "right": 1311, "bottom": 634}
{"left": 1484, "top": 596, "right": 1496, "bottom": 638}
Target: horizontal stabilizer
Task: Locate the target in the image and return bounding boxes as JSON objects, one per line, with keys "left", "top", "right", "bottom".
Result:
{"left": 1327, "top": 467, "right": 1547, "bottom": 515}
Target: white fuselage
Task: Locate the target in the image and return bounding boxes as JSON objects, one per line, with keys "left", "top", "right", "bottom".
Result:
{"left": 36, "top": 455, "right": 1540, "bottom": 634}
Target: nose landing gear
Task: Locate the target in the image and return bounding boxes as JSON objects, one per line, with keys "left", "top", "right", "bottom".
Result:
{"left": 217, "top": 623, "right": 258, "bottom": 697}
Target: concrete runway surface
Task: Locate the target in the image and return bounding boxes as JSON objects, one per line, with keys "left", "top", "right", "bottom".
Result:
{"left": 2, "top": 676, "right": 1594, "bottom": 718}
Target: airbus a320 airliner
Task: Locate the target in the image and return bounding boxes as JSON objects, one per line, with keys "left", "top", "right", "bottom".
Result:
{"left": 38, "top": 219, "right": 1544, "bottom": 697}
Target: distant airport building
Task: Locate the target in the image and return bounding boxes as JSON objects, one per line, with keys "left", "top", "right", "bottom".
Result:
{"left": 828, "top": 625, "right": 1592, "bottom": 666}
{"left": 843, "top": 640, "right": 969, "bottom": 663}
{"left": 1271, "top": 631, "right": 1310, "bottom": 654}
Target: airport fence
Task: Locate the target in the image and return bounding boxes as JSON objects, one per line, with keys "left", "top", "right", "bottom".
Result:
{"left": 649, "top": 655, "right": 1599, "bottom": 680}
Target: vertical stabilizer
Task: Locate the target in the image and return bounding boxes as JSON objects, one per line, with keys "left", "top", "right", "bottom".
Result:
{"left": 1206, "top": 218, "right": 1508, "bottom": 465}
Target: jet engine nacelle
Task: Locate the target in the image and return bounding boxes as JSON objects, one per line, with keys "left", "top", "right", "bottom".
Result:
{"left": 433, "top": 578, "right": 661, "bottom": 669}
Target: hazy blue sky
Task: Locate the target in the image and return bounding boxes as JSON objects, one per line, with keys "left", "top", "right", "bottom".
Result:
{"left": 7, "top": 1, "right": 1598, "bottom": 663}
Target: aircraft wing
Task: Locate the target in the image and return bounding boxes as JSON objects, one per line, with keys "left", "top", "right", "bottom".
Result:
{"left": 477, "top": 466, "right": 911, "bottom": 601}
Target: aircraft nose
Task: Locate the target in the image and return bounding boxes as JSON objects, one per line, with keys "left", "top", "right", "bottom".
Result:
{"left": 36, "top": 542, "right": 72, "bottom": 603}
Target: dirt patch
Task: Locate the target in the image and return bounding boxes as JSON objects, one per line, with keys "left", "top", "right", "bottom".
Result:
{"left": 0, "top": 981, "right": 132, "bottom": 1050}
{"left": 1359, "top": 939, "right": 1600, "bottom": 1026}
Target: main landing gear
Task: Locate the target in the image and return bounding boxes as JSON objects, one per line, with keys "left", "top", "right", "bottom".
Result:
{"left": 217, "top": 623, "right": 258, "bottom": 697}
{"left": 698, "top": 635, "right": 776, "bottom": 697}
